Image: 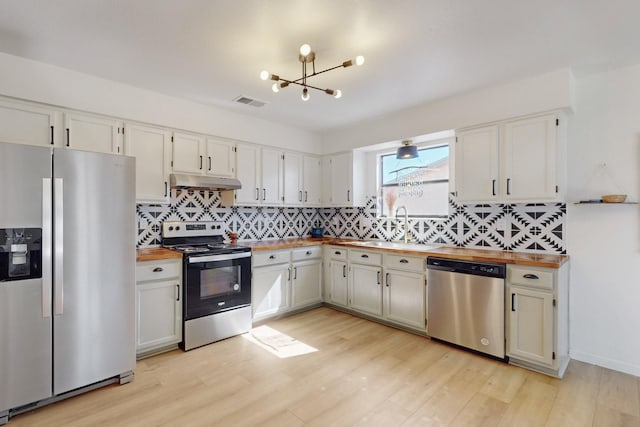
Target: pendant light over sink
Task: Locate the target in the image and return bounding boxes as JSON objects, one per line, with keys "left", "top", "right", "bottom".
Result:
{"left": 260, "top": 44, "right": 364, "bottom": 101}
{"left": 396, "top": 140, "right": 418, "bottom": 159}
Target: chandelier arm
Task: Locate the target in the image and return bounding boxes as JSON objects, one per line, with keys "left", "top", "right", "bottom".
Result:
{"left": 284, "top": 80, "right": 332, "bottom": 93}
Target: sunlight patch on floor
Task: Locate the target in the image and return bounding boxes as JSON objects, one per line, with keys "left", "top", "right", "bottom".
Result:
{"left": 243, "top": 325, "right": 318, "bottom": 358}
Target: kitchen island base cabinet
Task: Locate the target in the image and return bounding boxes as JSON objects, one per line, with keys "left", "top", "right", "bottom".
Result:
{"left": 506, "top": 263, "right": 569, "bottom": 378}
{"left": 135, "top": 259, "right": 182, "bottom": 357}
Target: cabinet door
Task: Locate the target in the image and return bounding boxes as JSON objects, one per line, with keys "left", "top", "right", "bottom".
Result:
{"left": 328, "top": 260, "right": 349, "bottom": 307}
{"left": 502, "top": 115, "right": 557, "bottom": 201}
{"left": 507, "top": 286, "right": 554, "bottom": 366}
{"left": 136, "top": 280, "right": 181, "bottom": 353}
{"left": 64, "top": 112, "right": 122, "bottom": 154}
{"left": 384, "top": 269, "right": 425, "bottom": 330}
{"left": 252, "top": 264, "right": 290, "bottom": 321}
{"left": 350, "top": 264, "right": 383, "bottom": 317}
{"left": 329, "top": 153, "right": 352, "bottom": 205}
{"left": 292, "top": 260, "right": 322, "bottom": 308}
{"left": 172, "top": 132, "right": 204, "bottom": 174}
{"left": 455, "top": 125, "right": 499, "bottom": 203}
{"left": 125, "top": 123, "right": 171, "bottom": 203}
{"left": 283, "top": 151, "right": 303, "bottom": 205}
{"left": 205, "top": 138, "right": 235, "bottom": 177}
{"left": 261, "top": 148, "right": 283, "bottom": 205}
{"left": 0, "top": 98, "right": 59, "bottom": 147}
{"left": 235, "top": 143, "right": 261, "bottom": 205}
{"left": 303, "top": 155, "right": 322, "bottom": 206}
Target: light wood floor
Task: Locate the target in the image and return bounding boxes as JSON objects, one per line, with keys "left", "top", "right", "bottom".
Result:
{"left": 9, "top": 307, "right": 640, "bottom": 426}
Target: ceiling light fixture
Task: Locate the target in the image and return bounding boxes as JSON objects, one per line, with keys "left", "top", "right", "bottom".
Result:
{"left": 396, "top": 140, "right": 418, "bottom": 159}
{"left": 260, "top": 44, "right": 364, "bottom": 101}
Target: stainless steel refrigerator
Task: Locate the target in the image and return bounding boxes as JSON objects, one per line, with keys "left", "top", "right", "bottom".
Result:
{"left": 0, "top": 141, "right": 135, "bottom": 424}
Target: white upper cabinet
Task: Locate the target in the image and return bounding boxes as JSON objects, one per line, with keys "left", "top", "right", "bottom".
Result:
{"left": 124, "top": 123, "right": 171, "bottom": 203}
{"left": 455, "top": 113, "right": 563, "bottom": 203}
{"left": 324, "top": 151, "right": 366, "bottom": 206}
{"left": 261, "top": 148, "right": 284, "bottom": 205}
{"left": 205, "top": 138, "right": 235, "bottom": 177}
{"left": 0, "top": 97, "right": 60, "bottom": 147}
{"left": 172, "top": 132, "right": 204, "bottom": 174}
{"left": 303, "top": 155, "right": 322, "bottom": 206}
{"left": 283, "top": 151, "right": 303, "bottom": 205}
{"left": 64, "top": 112, "right": 123, "bottom": 154}
{"left": 235, "top": 143, "right": 261, "bottom": 205}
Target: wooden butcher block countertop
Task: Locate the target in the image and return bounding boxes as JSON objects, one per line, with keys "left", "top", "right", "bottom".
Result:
{"left": 136, "top": 247, "right": 183, "bottom": 262}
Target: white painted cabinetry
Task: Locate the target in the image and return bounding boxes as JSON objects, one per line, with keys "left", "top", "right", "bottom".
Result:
{"left": 325, "top": 246, "right": 349, "bottom": 307}
{"left": 171, "top": 132, "right": 205, "bottom": 174}
{"left": 125, "top": 123, "right": 171, "bottom": 203}
{"left": 252, "top": 257, "right": 290, "bottom": 321}
{"left": 135, "top": 259, "right": 182, "bottom": 356}
{"left": 64, "top": 112, "right": 123, "bottom": 154}
{"left": 383, "top": 253, "right": 426, "bottom": 330}
{"left": 283, "top": 153, "right": 322, "bottom": 206}
{"left": 205, "top": 138, "right": 235, "bottom": 177}
{"left": 303, "top": 155, "right": 322, "bottom": 206}
{"left": 349, "top": 250, "right": 383, "bottom": 317}
{"left": 0, "top": 97, "right": 60, "bottom": 147}
{"left": 506, "top": 263, "right": 569, "bottom": 378}
{"left": 455, "top": 113, "right": 563, "bottom": 203}
{"left": 233, "top": 143, "right": 283, "bottom": 206}
{"left": 291, "top": 247, "right": 323, "bottom": 309}
{"left": 324, "top": 151, "right": 367, "bottom": 206}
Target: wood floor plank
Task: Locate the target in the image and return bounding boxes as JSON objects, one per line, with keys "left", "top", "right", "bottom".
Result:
{"left": 6, "top": 307, "right": 639, "bottom": 427}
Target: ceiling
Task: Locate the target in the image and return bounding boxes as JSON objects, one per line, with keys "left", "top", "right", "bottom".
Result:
{"left": 1, "top": 0, "right": 639, "bottom": 133}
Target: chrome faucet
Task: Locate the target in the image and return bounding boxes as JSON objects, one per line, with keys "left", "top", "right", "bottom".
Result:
{"left": 395, "top": 205, "right": 410, "bottom": 243}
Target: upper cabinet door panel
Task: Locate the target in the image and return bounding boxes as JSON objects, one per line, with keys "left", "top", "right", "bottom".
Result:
{"left": 235, "top": 143, "right": 261, "bottom": 205}
{"left": 455, "top": 125, "right": 499, "bottom": 203}
{"left": 205, "top": 138, "right": 235, "bottom": 177}
{"left": 0, "top": 98, "right": 59, "bottom": 147}
{"left": 64, "top": 112, "right": 122, "bottom": 154}
{"left": 502, "top": 114, "right": 557, "bottom": 201}
{"left": 283, "top": 151, "right": 302, "bottom": 205}
{"left": 261, "top": 148, "right": 283, "bottom": 205}
{"left": 125, "top": 123, "right": 171, "bottom": 203}
{"left": 172, "top": 132, "right": 204, "bottom": 174}
{"left": 303, "top": 155, "right": 322, "bottom": 206}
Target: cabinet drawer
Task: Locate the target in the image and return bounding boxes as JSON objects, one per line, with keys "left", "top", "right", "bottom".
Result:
{"left": 327, "top": 246, "right": 347, "bottom": 261}
{"left": 508, "top": 266, "right": 554, "bottom": 290}
{"left": 292, "top": 246, "right": 322, "bottom": 261}
{"left": 136, "top": 260, "right": 181, "bottom": 282}
{"left": 350, "top": 250, "right": 382, "bottom": 265}
{"left": 252, "top": 249, "right": 290, "bottom": 267}
{"left": 384, "top": 254, "right": 424, "bottom": 272}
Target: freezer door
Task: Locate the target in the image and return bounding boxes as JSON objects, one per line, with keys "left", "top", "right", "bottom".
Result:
{"left": 0, "top": 142, "right": 53, "bottom": 412}
{"left": 52, "top": 148, "right": 136, "bottom": 395}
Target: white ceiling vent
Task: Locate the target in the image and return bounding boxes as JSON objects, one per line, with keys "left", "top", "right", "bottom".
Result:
{"left": 233, "top": 96, "right": 267, "bottom": 108}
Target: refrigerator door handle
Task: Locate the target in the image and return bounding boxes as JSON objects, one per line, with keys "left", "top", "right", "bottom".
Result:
{"left": 54, "top": 178, "right": 64, "bottom": 315}
{"left": 42, "top": 178, "right": 52, "bottom": 318}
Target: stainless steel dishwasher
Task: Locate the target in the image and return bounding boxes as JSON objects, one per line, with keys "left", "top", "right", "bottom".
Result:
{"left": 427, "top": 257, "right": 506, "bottom": 359}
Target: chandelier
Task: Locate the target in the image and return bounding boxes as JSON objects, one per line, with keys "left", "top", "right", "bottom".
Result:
{"left": 260, "top": 44, "right": 364, "bottom": 101}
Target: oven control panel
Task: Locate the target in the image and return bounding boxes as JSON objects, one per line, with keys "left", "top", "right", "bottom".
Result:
{"left": 162, "top": 221, "right": 225, "bottom": 238}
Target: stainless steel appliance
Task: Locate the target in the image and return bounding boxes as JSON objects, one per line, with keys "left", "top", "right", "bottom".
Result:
{"left": 0, "top": 142, "right": 135, "bottom": 425}
{"left": 427, "top": 257, "right": 506, "bottom": 359}
{"left": 162, "top": 221, "right": 251, "bottom": 351}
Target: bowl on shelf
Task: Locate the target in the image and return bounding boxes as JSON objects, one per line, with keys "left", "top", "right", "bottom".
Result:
{"left": 601, "top": 194, "right": 627, "bottom": 203}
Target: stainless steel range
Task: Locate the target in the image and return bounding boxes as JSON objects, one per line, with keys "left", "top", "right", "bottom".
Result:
{"left": 162, "top": 221, "right": 252, "bottom": 351}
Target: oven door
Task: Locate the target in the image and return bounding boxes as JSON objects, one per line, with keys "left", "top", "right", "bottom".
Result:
{"left": 184, "top": 251, "right": 251, "bottom": 320}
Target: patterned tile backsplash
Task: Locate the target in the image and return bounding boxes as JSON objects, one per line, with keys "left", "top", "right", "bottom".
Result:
{"left": 137, "top": 190, "right": 566, "bottom": 254}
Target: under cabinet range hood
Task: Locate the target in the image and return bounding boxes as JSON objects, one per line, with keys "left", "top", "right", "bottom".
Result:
{"left": 170, "top": 173, "right": 242, "bottom": 191}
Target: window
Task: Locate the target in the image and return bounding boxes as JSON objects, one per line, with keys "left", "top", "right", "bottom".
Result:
{"left": 379, "top": 143, "right": 450, "bottom": 218}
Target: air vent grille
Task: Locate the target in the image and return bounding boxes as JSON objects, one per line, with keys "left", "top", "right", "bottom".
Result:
{"left": 233, "top": 96, "right": 267, "bottom": 108}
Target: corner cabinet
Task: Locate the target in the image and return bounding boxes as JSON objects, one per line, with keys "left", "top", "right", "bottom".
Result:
{"left": 135, "top": 259, "right": 182, "bottom": 357}
{"left": 506, "top": 263, "right": 569, "bottom": 378}
{"left": 455, "top": 113, "right": 565, "bottom": 203}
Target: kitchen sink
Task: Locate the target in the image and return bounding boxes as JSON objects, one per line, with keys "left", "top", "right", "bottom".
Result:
{"left": 348, "top": 241, "right": 443, "bottom": 252}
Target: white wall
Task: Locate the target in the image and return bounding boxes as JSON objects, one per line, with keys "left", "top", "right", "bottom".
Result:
{"left": 321, "top": 68, "right": 575, "bottom": 153}
{"left": 0, "top": 52, "right": 321, "bottom": 153}
{"left": 566, "top": 64, "right": 640, "bottom": 376}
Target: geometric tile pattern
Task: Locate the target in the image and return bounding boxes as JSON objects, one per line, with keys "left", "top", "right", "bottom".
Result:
{"left": 137, "top": 190, "right": 566, "bottom": 254}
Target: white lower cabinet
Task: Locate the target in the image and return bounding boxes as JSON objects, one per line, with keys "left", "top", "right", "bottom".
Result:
{"left": 325, "top": 246, "right": 349, "bottom": 307}
{"left": 384, "top": 269, "right": 425, "bottom": 330}
{"left": 135, "top": 259, "right": 182, "bottom": 356}
{"left": 252, "top": 246, "right": 322, "bottom": 322}
{"left": 350, "top": 263, "right": 383, "bottom": 317}
{"left": 506, "top": 263, "right": 569, "bottom": 378}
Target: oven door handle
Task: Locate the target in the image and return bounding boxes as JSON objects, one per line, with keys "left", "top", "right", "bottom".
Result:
{"left": 187, "top": 251, "right": 251, "bottom": 263}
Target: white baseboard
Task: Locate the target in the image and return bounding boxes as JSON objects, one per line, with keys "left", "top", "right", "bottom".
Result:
{"left": 570, "top": 350, "right": 640, "bottom": 377}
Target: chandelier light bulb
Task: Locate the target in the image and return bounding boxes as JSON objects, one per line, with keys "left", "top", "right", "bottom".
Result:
{"left": 355, "top": 55, "right": 365, "bottom": 66}
{"left": 299, "top": 44, "right": 311, "bottom": 56}
{"left": 334, "top": 89, "right": 342, "bottom": 99}
{"left": 301, "top": 88, "right": 310, "bottom": 101}
{"left": 260, "top": 70, "right": 270, "bottom": 80}
{"left": 272, "top": 83, "right": 279, "bottom": 93}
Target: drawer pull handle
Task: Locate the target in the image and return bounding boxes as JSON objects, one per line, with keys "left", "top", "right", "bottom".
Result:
{"left": 377, "top": 271, "right": 381, "bottom": 285}
{"left": 269, "top": 255, "right": 276, "bottom": 260}
{"left": 400, "top": 259, "right": 409, "bottom": 264}
{"left": 343, "top": 265, "right": 346, "bottom": 278}
{"left": 334, "top": 251, "right": 341, "bottom": 255}
{"left": 386, "top": 273, "right": 390, "bottom": 287}
{"left": 361, "top": 254, "right": 369, "bottom": 258}
{"left": 152, "top": 267, "right": 164, "bottom": 272}
{"left": 523, "top": 274, "right": 539, "bottom": 280}
{"left": 306, "top": 251, "right": 312, "bottom": 255}
{"left": 176, "top": 284, "right": 180, "bottom": 301}
{"left": 511, "top": 293, "right": 516, "bottom": 311}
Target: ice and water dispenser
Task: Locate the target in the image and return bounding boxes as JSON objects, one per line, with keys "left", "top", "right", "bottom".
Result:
{"left": 0, "top": 228, "right": 42, "bottom": 281}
